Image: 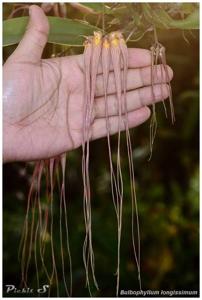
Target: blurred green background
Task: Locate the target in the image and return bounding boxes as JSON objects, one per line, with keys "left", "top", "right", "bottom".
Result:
{"left": 3, "top": 3, "right": 199, "bottom": 297}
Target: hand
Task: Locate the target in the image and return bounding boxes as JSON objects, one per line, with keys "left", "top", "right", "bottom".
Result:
{"left": 3, "top": 5, "right": 173, "bottom": 162}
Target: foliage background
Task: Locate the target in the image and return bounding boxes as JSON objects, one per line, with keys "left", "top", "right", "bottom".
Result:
{"left": 3, "top": 2, "right": 199, "bottom": 297}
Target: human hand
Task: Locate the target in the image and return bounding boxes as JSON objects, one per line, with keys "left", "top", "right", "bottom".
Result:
{"left": 3, "top": 5, "right": 173, "bottom": 162}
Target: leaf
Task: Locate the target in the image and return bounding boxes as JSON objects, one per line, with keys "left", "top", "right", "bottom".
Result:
{"left": 3, "top": 16, "right": 100, "bottom": 47}
{"left": 179, "top": 3, "right": 197, "bottom": 15}
{"left": 132, "top": 12, "right": 142, "bottom": 27}
{"left": 152, "top": 9, "right": 174, "bottom": 29}
{"left": 142, "top": 3, "right": 154, "bottom": 23}
{"left": 169, "top": 9, "right": 199, "bottom": 30}
{"left": 141, "top": 3, "right": 199, "bottom": 30}
{"left": 142, "top": 5, "right": 171, "bottom": 29}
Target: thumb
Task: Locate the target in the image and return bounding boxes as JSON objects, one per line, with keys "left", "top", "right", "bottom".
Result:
{"left": 12, "top": 5, "right": 49, "bottom": 62}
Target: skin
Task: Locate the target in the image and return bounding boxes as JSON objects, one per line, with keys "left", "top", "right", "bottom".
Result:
{"left": 3, "top": 5, "right": 173, "bottom": 163}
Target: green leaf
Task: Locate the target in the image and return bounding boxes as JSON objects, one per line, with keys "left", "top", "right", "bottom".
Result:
{"left": 169, "top": 9, "right": 199, "bottom": 30}
{"left": 142, "top": 3, "right": 153, "bottom": 22}
{"left": 142, "top": 3, "right": 199, "bottom": 30}
{"left": 152, "top": 9, "right": 174, "bottom": 29}
{"left": 132, "top": 12, "right": 142, "bottom": 27}
{"left": 3, "top": 16, "right": 100, "bottom": 47}
{"left": 180, "top": 3, "right": 196, "bottom": 14}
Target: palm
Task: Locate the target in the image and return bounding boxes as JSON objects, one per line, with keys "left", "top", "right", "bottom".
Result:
{"left": 4, "top": 56, "right": 86, "bottom": 160}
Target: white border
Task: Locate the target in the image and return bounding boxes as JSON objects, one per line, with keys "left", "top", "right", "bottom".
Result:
{"left": 1, "top": 1, "right": 200, "bottom": 299}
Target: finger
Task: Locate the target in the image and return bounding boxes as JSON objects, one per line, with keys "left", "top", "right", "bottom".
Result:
{"left": 76, "top": 48, "right": 151, "bottom": 73}
{"left": 95, "top": 65, "right": 173, "bottom": 97}
{"left": 94, "top": 84, "right": 170, "bottom": 118}
{"left": 91, "top": 106, "right": 150, "bottom": 140}
{"left": 11, "top": 5, "right": 49, "bottom": 63}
